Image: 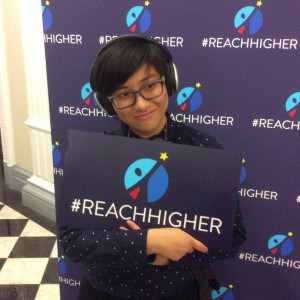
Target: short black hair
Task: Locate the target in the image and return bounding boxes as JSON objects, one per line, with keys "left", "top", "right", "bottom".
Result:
{"left": 90, "top": 35, "right": 174, "bottom": 115}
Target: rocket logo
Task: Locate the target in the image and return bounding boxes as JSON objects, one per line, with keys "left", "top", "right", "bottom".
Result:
{"left": 240, "top": 159, "right": 246, "bottom": 184}
{"left": 234, "top": 2, "right": 263, "bottom": 36}
{"left": 52, "top": 142, "right": 62, "bottom": 167}
{"left": 268, "top": 232, "right": 294, "bottom": 257}
{"left": 42, "top": 1, "right": 53, "bottom": 32}
{"left": 81, "top": 83, "right": 98, "bottom": 106}
{"left": 124, "top": 155, "right": 169, "bottom": 203}
{"left": 285, "top": 92, "right": 300, "bottom": 118}
{"left": 177, "top": 83, "right": 202, "bottom": 113}
{"left": 58, "top": 256, "right": 67, "bottom": 276}
{"left": 126, "top": 2, "right": 151, "bottom": 34}
{"left": 212, "top": 284, "right": 234, "bottom": 300}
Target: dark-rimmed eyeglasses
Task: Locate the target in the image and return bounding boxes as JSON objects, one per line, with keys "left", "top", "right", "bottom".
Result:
{"left": 108, "top": 76, "right": 165, "bottom": 109}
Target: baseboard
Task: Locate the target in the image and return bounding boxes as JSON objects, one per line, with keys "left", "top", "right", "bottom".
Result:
{"left": 4, "top": 163, "right": 56, "bottom": 222}
{"left": 4, "top": 163, "right": 31, "bottom": 191}
{"left": 22, "top": 183, "right": 56, "bottom": 222}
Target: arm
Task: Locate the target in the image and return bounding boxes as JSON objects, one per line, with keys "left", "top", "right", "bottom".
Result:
{"left": 168, "top": 198, "right": 247, "bottom": 269}
{"left": 124, "top": 197, "right": 246, "bottom": 269}
{"left": 58, "top": 226, "right": 150, "bottom": 268}
{"left": 120, "top": 220, "right": 208, "bottom": 266}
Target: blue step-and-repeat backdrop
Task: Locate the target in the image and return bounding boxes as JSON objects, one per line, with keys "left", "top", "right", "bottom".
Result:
{"left": 42, "top": 1, "right": 299, "bottom": 299}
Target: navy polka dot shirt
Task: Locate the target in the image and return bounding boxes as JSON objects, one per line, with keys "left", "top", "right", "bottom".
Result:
{"left": 59, "top": 113, "right": 246, "bottom": 299}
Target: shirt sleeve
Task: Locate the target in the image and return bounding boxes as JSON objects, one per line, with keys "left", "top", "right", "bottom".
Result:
{"left": 58, "top": 226, "right": 150, "bottom": 268}
{"left": 168, "top": 197, "right": 247, "bottom": 270}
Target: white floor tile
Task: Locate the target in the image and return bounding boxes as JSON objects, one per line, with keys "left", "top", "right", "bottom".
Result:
{"left": 0, "top": 206, "right": 27, "bottom": 219}
{"left": 20, "top": 220, "right": 56, "bottom": 237}
{"left": 50, "top": 240, "right": 58, "bottom": 258}
{"left": 0, "top": 237, "right": 18, "bottom": 258}
{"left": 35, "top": 284, "right": 60, "bottom": 300}
{"left": 0, "top": 258, "right": 49, "bottom": 284}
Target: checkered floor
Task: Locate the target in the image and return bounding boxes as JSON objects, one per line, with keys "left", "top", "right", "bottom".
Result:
{"left": 0, "top": 201, "right": 60, "bottom": 299}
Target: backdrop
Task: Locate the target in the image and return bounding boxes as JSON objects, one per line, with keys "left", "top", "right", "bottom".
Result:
{"left": 42, "top": 1, "right": 300, "bottom": 299}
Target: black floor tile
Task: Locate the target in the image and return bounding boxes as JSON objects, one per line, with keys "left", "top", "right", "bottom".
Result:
{"left": 0, "top": 284, "right": 39, "bottom": 300}
{"left": 9, "top": 236, "right": 57, "bottom": 258}
{"left": 0, "top": 219, "right": 28, "bottom": 237}
{"left": 0, "top": 173, "right": 56, "bottom": 235}
{"left": 41, "top": 258, "right": 59, "bottom": 284}
{"left": 0, "top": 259, "right": 5, "bottom": 271}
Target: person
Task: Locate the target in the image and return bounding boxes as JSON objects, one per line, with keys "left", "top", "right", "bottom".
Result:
{"left": 58, "top": 34, "right": 246, "bottom": 300}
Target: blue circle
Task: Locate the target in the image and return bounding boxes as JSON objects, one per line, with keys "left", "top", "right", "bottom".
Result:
{"left": 126, "top": 6, "right": 151, "bottom": 33}
{"left": 42, "top": 6, "right": 53, "bottom": 32}
{"left": 177, "top": 87, "right": 202, "bottom": 113}
{"left": 52, "top": 146, "right": 61, "bottom": 166}
{"left": 124, "top": 158, "right": 169, "bottom": 203}
{"left": 234, "top": 6, "right": 263, "bottom": 35}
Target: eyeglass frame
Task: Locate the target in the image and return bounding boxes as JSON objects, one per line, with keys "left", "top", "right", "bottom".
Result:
{"left": 107, "top": 76, "right": 166, "bottom": 109}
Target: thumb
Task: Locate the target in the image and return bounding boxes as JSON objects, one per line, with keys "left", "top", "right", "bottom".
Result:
{"left": 127, "top": 219, "right": 141, "bottom": 230}
{"left": 192, "top": 239, "right": 208, "bottom": 254}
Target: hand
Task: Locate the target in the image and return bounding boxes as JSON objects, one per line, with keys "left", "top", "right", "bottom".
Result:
{"left": 152, "top": 254, "right": 169, "bottom": 266}
{"left": 119, "top": 219, "right": 141, "bottom": 231}
{"left": 147, "top": 228, "right": 208, "bottom": 262}
{"left": 119, "top": 220, "right": 169, "bottom": 266}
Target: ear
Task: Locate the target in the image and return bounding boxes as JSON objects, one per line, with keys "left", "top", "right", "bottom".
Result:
{"left": 94, "top": 92, "right": 116, "bottom": 116}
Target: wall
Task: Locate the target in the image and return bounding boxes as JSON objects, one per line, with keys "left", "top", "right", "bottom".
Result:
{"left": 0, "top": 0, "right": 55, "bottom": 220}
{"left": 44, "top": 1, "right": 300, "bottom": 299}
{"left": 0, "top": 0, "right": 32, "bottom": 172}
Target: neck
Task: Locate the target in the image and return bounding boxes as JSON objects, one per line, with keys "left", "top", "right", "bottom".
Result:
{"left": 128, "top": 116, "right": 168, "bottom": 139}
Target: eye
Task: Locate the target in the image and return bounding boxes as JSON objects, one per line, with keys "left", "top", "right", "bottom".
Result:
{"left": 144, "top": 83, "right": 156, "bottom": 90}
{"left": 116, "top": 92, "right": 131, "bottom": 99}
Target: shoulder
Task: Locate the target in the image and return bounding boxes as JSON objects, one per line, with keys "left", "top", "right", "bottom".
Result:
{"left": 102, "top": 128, "right": 124, "bottom": 136}
{"left": 174, "top": 121, "right": 223, "bottom": 149}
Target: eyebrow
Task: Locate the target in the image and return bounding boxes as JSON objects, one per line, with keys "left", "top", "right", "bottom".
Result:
{"left": 116, "top": 74, "right": 158, "bottom": 91}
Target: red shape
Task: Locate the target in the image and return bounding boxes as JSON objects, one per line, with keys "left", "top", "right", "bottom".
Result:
{"left": 271, "top": 248, "right": 278, "bottom": 255}
{"left": 130, "top": 187, "right": 140, "bottom": 199}
{"left": 180, "top": 103, "right": 186, "bottom": 111}
{"left": 289, "top": 109, "right": 296, "bottom": 117}
{"left": 85, "top": 97, "right": 91, "bottom": 105}
{"left": 238, "top": 25, "right": 245, "bottom": 34}
{"left": 130, "top": 24, "right": 136, "bottom": 33}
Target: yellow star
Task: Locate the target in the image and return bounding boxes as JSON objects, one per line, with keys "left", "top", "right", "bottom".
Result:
{"left": 160, "top": 152, "right": 168, "bottom": 161}
{"left": 257, "top": 1, "right": 262, "bottom": 7}
{"left": 229, "top": 284, "right": 234, "bottom": 289}
{"left": 195, "top": 82, "right": 201, "bottom": 88}
{"left": 288, "top": 232, "right": 293, "bottom": 237}
{"left": 55, "top": 141, "right": 59, "bottom": 146}
{"left": 61, "top": 255, "right": 65, "bottom": 259}
{"left": 145, "top": 1, "right": 150, "bottom": 6}
{"left": 45, "top": 0, "right": 50, "bottom": 6}
{"left": 242, "top": 158, "right": 246, "bottom": 164}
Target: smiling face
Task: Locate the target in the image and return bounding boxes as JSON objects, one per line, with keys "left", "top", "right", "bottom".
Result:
{"left": 112, "top": 64, "right": 168, "bottom": 139}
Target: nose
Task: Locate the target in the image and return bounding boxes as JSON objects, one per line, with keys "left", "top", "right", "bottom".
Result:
{"left": 133, "top": 92, "right": 149, "bottom": 110}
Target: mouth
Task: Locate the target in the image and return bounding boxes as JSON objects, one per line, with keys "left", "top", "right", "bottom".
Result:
{"left": 134, "top": 110, "right": 156, "bottom": 121}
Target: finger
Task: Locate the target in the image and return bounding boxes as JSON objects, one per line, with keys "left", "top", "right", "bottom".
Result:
{"left": 119, "top": 226, "right": 128, "bottom": 231}
{"left": 187, "top": 246, "right": 195, "bottom": 254}
{"left": 126, "top": 219, "right": 141, "bottom": 230}
{"left": 192, "top": 239, "right": 208, "bottom": 254}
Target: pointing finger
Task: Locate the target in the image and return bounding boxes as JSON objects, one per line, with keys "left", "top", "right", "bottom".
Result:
{"left": 192, "top": 239, "right": 208, "bottom": 254}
